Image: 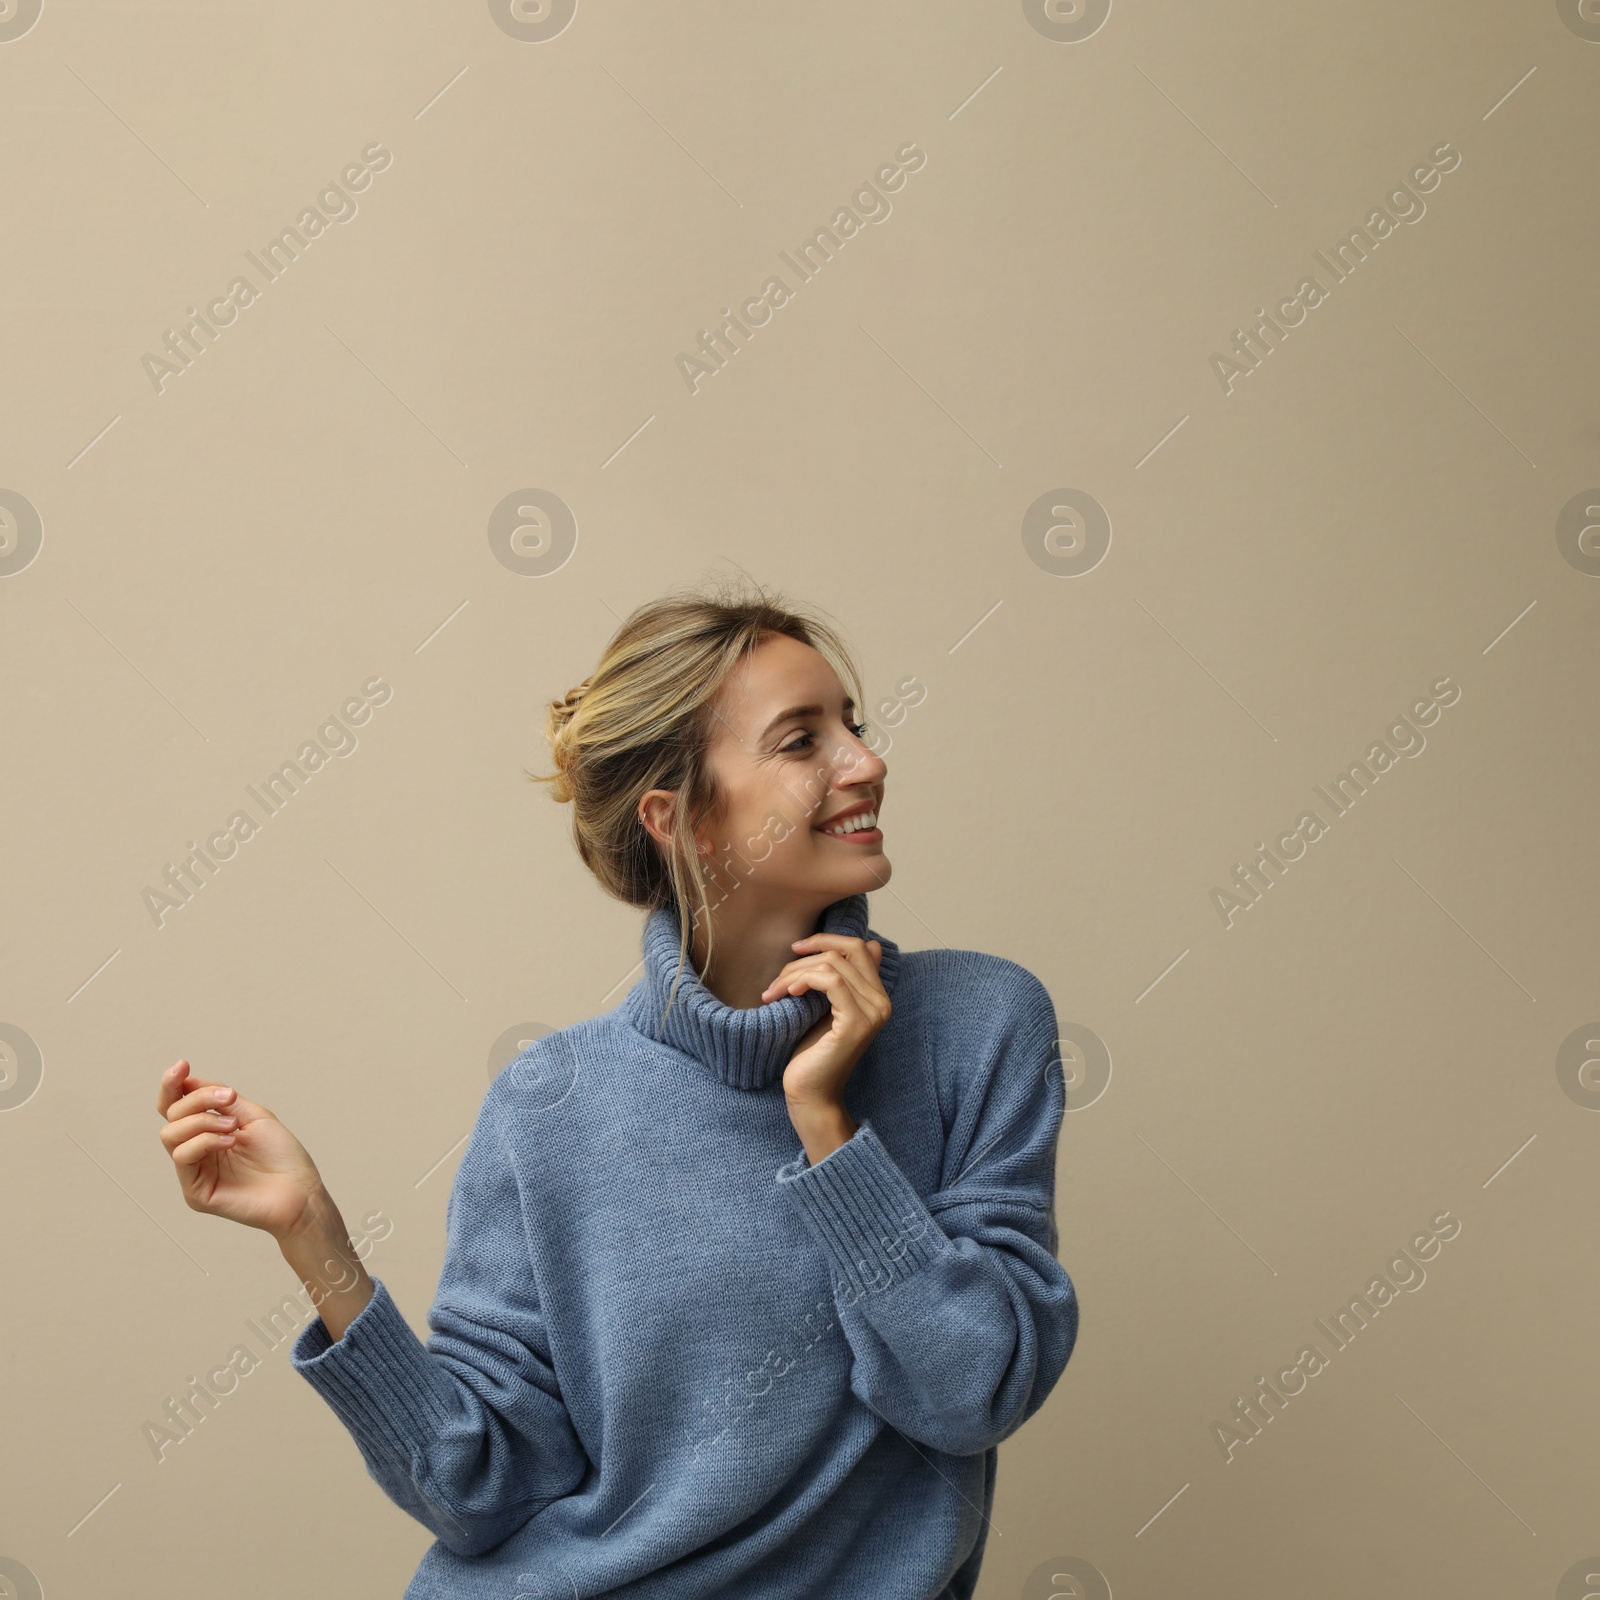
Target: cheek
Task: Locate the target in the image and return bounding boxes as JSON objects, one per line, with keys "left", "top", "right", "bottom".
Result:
{"left": 778, "top": 814, "right": 821, "bottom": 851}
{"left": 773, "top": 806, "right": 825, "bottom": 855}
{"left": 774, "top": 773, "right": 825, "bottom": 822}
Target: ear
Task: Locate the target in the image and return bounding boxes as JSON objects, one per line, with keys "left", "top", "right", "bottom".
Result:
{"left": 639, "top": 790, "right": 721, "bottom": 869}
{"left": 637, "top": 789, "right": 678, "bottom": 851}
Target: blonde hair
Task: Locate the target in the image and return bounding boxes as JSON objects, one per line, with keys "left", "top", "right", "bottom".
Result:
{"left": 527, "top": 576, "right": 866, "bottom": 1018}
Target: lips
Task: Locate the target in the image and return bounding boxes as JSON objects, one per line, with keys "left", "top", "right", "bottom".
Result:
{"left": 816, "top": 796, "right": 873, "bottom": 824}
{"left": 817, "top": 804, "right": 880, "bottom": 838}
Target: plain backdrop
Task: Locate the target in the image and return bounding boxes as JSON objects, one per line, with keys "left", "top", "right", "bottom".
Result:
{"left": 3, "top": 2, "right": 1597, "bottom": 1596}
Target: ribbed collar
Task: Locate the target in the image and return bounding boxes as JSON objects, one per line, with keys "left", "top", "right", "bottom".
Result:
{"left": 622, "top": 892, "right": 902, "bottom": 1091}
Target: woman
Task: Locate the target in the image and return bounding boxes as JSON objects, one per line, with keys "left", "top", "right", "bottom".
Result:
{"left": 155, "top": 581, "right": 1079, "bottom": 1599}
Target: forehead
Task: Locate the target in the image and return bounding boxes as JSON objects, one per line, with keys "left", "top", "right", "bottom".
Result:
{"left": 712, "top": 633, "right": 842, "bottom": 731}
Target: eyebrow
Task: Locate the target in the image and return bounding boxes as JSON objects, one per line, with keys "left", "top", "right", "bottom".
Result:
{"left": 758, "top": 697, "right": 855, "bottom": 743}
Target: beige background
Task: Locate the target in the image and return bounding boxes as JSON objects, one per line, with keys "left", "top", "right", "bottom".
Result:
{"left": 3, "top": 0, "right": 1597, "bottom": 1595}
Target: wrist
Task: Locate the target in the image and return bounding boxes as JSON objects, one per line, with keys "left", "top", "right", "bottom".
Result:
{"left": 786, "top": 1099, "right": 858, "bottom": 1165}
{"left": 275, "top": 1184, "right": 342, "bottom": 1249}
{"left": 274, "top": 1187, "right": 376, "bottom": 1341}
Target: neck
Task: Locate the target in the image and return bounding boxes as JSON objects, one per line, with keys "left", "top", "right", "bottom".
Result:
{"left": 625, "top": 890, "right": 895, "bottom": 1093}
{"left": 692, "top": 893, "right": 831, "bottom": 1009}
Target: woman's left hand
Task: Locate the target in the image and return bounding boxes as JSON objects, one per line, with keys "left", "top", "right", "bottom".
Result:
{"left": 762, "top": 933, "right": 892, "bottom": 1109}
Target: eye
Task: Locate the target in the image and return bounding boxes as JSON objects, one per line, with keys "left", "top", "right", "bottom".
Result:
{"left": 780, "top": 720, "right": 869, "bottom": 754}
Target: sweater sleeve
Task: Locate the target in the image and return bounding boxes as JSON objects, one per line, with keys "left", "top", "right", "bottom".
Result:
{"left": 775, "top": 960, "right": 1078, "bottom": 1457}
{"left": 289, "top": 1086, "right": 590, "bottom": 1557}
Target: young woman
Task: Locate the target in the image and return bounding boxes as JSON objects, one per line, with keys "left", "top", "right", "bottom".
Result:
{"left": 155, "top": 582, "right": 1079, "bottom": 1600}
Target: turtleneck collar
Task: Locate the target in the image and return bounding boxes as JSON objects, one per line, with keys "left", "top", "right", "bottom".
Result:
{"left": 622, "top": 891, "right": 902, "bottom": 1091}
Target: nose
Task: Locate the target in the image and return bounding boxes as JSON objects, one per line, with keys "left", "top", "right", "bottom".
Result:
{"left": 835, "top": 729, "right": 887, "bottom": 786}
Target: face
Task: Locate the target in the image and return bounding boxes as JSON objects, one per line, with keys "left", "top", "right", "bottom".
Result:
{"left": 641, "top": 632, "right": 890, "bottom": 911}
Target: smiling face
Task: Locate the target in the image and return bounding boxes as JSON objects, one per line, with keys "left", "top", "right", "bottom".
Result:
{"left": 643, "top": 631, "right": 890, "bottom": 916}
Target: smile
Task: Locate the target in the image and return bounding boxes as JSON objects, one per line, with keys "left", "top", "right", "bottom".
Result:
{"left": 817, "top": 807, "right": 880, "bottom": 838}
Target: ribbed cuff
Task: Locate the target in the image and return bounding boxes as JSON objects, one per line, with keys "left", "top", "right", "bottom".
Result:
{"left": 289, "top": 1277, "right": 456, "bottom": 1458}
{"left": 776, "top": 1118, "right": 946, "bottom": 1303}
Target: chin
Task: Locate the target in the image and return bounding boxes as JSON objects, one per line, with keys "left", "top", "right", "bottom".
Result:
{"left": 849, "top": 856, "right": 891, "bottom": 889}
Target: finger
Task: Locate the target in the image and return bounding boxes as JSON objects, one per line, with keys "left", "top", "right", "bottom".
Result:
{"left": 158, "top": 1060, "right": 236, "bottom": 1118}
{"left": 160, "top": 1110, "right": 239, "bottom": 1151}
{"left": 789, "top": 933, "right": 864, "bottom": 954}
{"left": 156, "top": 1059, "right": 197, "bottom": 1117}
{"left": 761, "top": 950, "right": 848, "bottom": 1002}
{"left": 166, "top": 1083, "right": 241, "bottom": 1121}
{"left": 764, "top": 954, "right": 875, "bottom": 1018}
{"left": 817, "top": 949, "right": 878, "bottom": 1010}
{"left": 832, "top": 937, "right": 884, "bottom": 990}
{"left": 172, "top": 1128, "right": 236, "bottom": 1167}
{"left": 791, "top": 947, "right": 890, "bottom": 1023}
{"left": 764, "top": 951, "right": 872, "bottom": 1007}
{"left": 789, "top": 933, "right": 885, "bottom": 988}
{"left": 768, "top": 942, "right": 885, "bottom": 1008}
{"left": 169, "top": 1083, "right": 274, "bottom": 1125}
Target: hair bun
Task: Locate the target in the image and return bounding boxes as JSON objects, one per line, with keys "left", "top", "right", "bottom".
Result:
{"left": 549, "top": 679, "right": 589, "bottom": 730}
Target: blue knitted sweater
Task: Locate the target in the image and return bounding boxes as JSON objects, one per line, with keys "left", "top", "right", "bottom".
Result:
{"left": 290, "top": 892, "right": 1079, "bottom": 1599}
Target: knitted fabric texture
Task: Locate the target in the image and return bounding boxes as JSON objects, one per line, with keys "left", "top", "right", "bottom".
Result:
{"left": 290, "top": 892, "right": 1079, "bottom": 1599}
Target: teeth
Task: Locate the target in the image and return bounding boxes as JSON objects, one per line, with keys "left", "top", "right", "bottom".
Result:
{"left": 824, "top": 808, "right": 877, "bottom": 835}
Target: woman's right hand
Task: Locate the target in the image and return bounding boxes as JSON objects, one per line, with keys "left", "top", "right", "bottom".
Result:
{"left": 156, "top": 1058, "right": 326, "bottom": 1239}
